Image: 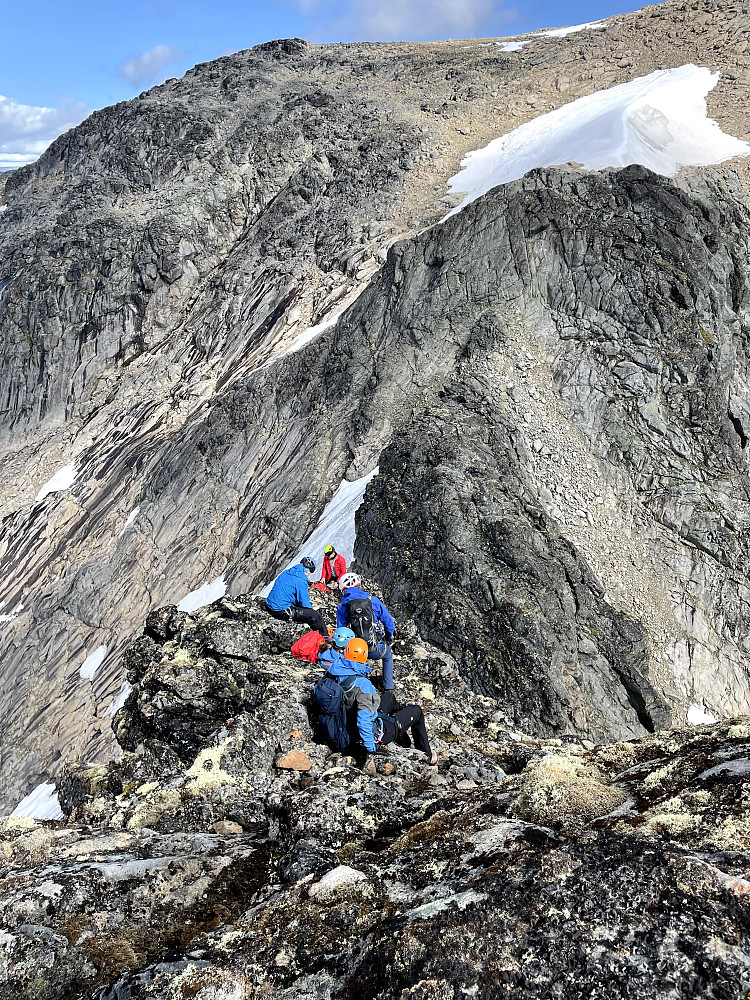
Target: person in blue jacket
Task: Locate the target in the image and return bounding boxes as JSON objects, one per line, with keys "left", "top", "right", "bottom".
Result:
{"left": 319, "top": 632, "right": 379, "bottom": 753}
{"left": 319, "top": 632, "right": 437, "bottom": 767}
{"left": 265, "top": 556, "right": 327, "bottom": 634}
{"left": 336, "top": 573, "right": 396, "bottom": 690}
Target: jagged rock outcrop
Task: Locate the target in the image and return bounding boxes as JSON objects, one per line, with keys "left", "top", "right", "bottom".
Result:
{"left": 1, "top": 0, "right": 750, "bottom": 814}
{"left": 0, "top": 594, "right": 749, "bottom": 999}
{"left": 60, "top": 588, "right": 508, "bottom": 839}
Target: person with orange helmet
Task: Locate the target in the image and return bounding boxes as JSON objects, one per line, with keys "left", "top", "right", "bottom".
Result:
{"left": 316, "top": 635, "right": 437, "bottom": 767}
{"left": 318, "top": 636, "right": 379, "bottom": 753}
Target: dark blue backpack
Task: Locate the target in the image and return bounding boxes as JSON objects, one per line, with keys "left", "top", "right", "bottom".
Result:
{"left": 313, "top": 673, "right": 356, "bottom": 750}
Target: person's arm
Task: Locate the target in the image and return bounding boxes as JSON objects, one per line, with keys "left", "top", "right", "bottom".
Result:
{"left": 373, "top": 597, "right": 395, "bottom": 637}
{"left": 321, "top": 558, "right": 331, "bottom": 584}
{"left": 336, "top": 603, "right": 347, "bottom": 628}
{"left": 352, "top": 682, "right": 378, "bottom": 752}
{"left": 295, "top": 577, "right": 313, "bottom": 608}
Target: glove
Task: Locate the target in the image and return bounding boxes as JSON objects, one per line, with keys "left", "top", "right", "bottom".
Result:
{"left": 383, "top": 632, "right": 393, "bottom": 643}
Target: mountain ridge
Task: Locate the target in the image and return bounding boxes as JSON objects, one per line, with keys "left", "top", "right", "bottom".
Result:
{"left": 0, "top": 0, "right": 749, "bottom": 812}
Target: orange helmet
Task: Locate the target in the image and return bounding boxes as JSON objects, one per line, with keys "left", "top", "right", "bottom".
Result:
{"left": 345, "top": 637, "right": 369, "bottom": 664}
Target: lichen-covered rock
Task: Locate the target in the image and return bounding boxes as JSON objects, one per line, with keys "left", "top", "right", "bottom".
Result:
{"left": 5, "top": 593, "right": 750, "bottom": 999}
{"left": 61, "top": 593, "right": 517, "bottom": 840}
{"left": 510, "top": 753, "right": 628, "bottom": 834}
{"left": 0, "top": 924, "right": 94, "bottom": 1000}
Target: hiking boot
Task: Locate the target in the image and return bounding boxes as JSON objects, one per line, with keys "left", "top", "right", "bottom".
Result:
{"left": 427, "top": 751, "right": 438, "bottom": 767}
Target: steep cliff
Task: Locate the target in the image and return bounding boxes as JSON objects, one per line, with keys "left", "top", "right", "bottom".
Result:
{"left": 0, "top": 0, "right": 750, "bottom": 811}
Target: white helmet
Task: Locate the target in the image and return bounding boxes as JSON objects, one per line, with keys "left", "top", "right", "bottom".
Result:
{"left": 339, "top": 573, "right": 361, "bottom": 590}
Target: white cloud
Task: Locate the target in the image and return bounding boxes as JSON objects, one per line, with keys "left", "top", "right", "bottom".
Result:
{"left": 118, "top": 44, "right": 181, "bottom": 89}
{"left": 0, "top": 96, "right": 89, "bottom": 171}
{"left": 356, "top": 0, "right": 496, "bottom": 38}
{"left": 292, "top": 0, "right": 513, "bottom": 40}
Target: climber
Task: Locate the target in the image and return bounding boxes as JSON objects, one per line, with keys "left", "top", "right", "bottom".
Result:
{"left": 265, "top": 556, "right": 328, "bottom": 634}
{"left": 375, "top": 688, "right": 438, "bottom": 766}
{"left": 336, "top": 573, "right": 396, "bottom": 690}
{"left": 316, "top": 636, "right": 437, "bottom": 767}
{"left": 321, "top": 545, "right": 347, "bottom": 589}
{"left": 317, "top": 634, "right": 379, "bottom": 755}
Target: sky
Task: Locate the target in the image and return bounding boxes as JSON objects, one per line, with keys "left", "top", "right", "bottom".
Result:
{"left": 2, "top": 0, "right": 653, "bottom": 171}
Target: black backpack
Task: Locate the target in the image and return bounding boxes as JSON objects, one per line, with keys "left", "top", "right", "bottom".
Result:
{"left": 345, "top": 597, "right": 379, "bottom": 656}
{"left": 312, "top": 673, "right": 356, "bottom": 750}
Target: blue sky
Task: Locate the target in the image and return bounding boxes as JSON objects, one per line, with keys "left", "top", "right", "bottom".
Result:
{"left": 2, "top": 0, "right": 651, "bottom": 169}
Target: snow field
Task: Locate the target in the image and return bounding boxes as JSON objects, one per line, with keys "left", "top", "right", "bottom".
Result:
{"left": 119, "top": 506, "right": 140, "bottom": 537}
{"left": 539, "top": 20, "right": 607, "bottom": 37}
{"left": 104, "top": 681, "right": 133, "bottom": 717}
{"left": 11, "top": 782, "right": 64, "bottom": 821}
{"left": 445, "top": 66, "right": 750, "bottom": 219}
{"left": 259, "top": 468, "right": 379, "bottom": 596}
{"left": 177, "top": 574, "right": 227, "bottom": 613}
{"left": 687, "top": 703, "right": 718, "bottom": 726}
{"left": 80, "top": 645, "right": 107, "bottom": 681}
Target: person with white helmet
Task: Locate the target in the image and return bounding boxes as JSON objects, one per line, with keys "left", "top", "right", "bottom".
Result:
{"left": 336, "top": 574, "right": 396, "bottom": 690}
{"left": 265, "top": 556, "right": 327, "bottom": 635}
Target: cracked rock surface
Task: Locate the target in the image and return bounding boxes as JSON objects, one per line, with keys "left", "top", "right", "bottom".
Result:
{"left": 0, "top": 0, "right": 749, "bottom": 830}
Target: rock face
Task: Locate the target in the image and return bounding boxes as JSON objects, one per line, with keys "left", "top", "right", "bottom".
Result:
{"left": 0, "top": 0, "right": 749, "bottom": 816}
{"left": 0, "top": 594, "right": 749, "bottom": 999}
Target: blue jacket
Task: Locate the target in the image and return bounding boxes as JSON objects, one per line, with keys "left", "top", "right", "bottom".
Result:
{"left": 336, "top": 587, "right": 395, "bottom": 636}
{"left": 319, "top": 648, "right": 380, "bottom": 752}
{"left": 266, "top": 564, "right": 312, "bottom": 612}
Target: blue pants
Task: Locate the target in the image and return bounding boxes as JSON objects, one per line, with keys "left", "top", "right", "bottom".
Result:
{"left": 369, "top": 642, "right": 394, "bottom": 690}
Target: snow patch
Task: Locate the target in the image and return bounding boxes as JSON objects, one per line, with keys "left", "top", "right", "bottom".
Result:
{"left": 11, "top": 782, "right": 64, "bottom": 821}
{"left": 80, "top": 645, "right": 107, "bottom": 681}
{"left": 177, "top": 574, "right": 227, "bottom": 613}
{"left": 35, "top": 462, "right": 77, "bottom": 503}
{"left": 104, "top": 681, "right": 133, "bottom": 717}
{"left": 445, "top": 66, "right": 750, "bottom": 218}
{"left": 278, "top": 312, "right": 341, "bottom": 360}
{"left": 496, "top": 41, "right": 529, "bottom": 51}
{"left": 118, "top": 506, "right": 140, "bottom": 537}
{"left": 688, "top": 703, "right": 718, "bottom": 725}
{"left": 539, "top": 20, "right": 607, "bottom": 37}
{"left": 259, "top": 468, "right": 379, "bottom": 596}
{"left": 0, "top": 601, "right": 24, "bottom": 623}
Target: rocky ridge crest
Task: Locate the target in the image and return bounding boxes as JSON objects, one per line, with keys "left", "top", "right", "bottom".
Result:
{"left": 0, "top": 591, "right": 748, "bottom": 998}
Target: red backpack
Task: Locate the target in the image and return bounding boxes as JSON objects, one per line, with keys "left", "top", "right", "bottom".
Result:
{"left": 291, "top": 631, "right": 327, "bottom": 662}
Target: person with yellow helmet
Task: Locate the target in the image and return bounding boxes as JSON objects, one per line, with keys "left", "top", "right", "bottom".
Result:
{"left": 321, "top": 545, "right": 347, "bottom": 589}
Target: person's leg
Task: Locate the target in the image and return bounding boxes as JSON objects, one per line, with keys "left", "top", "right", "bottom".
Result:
{"left": 393, "top": 704, "right": 431, "bottom": 756}
{"left": 379, "top": 643, "right": 394, "bottom": 690}
{"left": 378, "top": 690, "right": 398, "bottom": 716}
{"left": 291, "top": 605, "right": 327, "bottom": 634}
{"left": 264, "top": 601, "right": 290, "bottom": 622}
